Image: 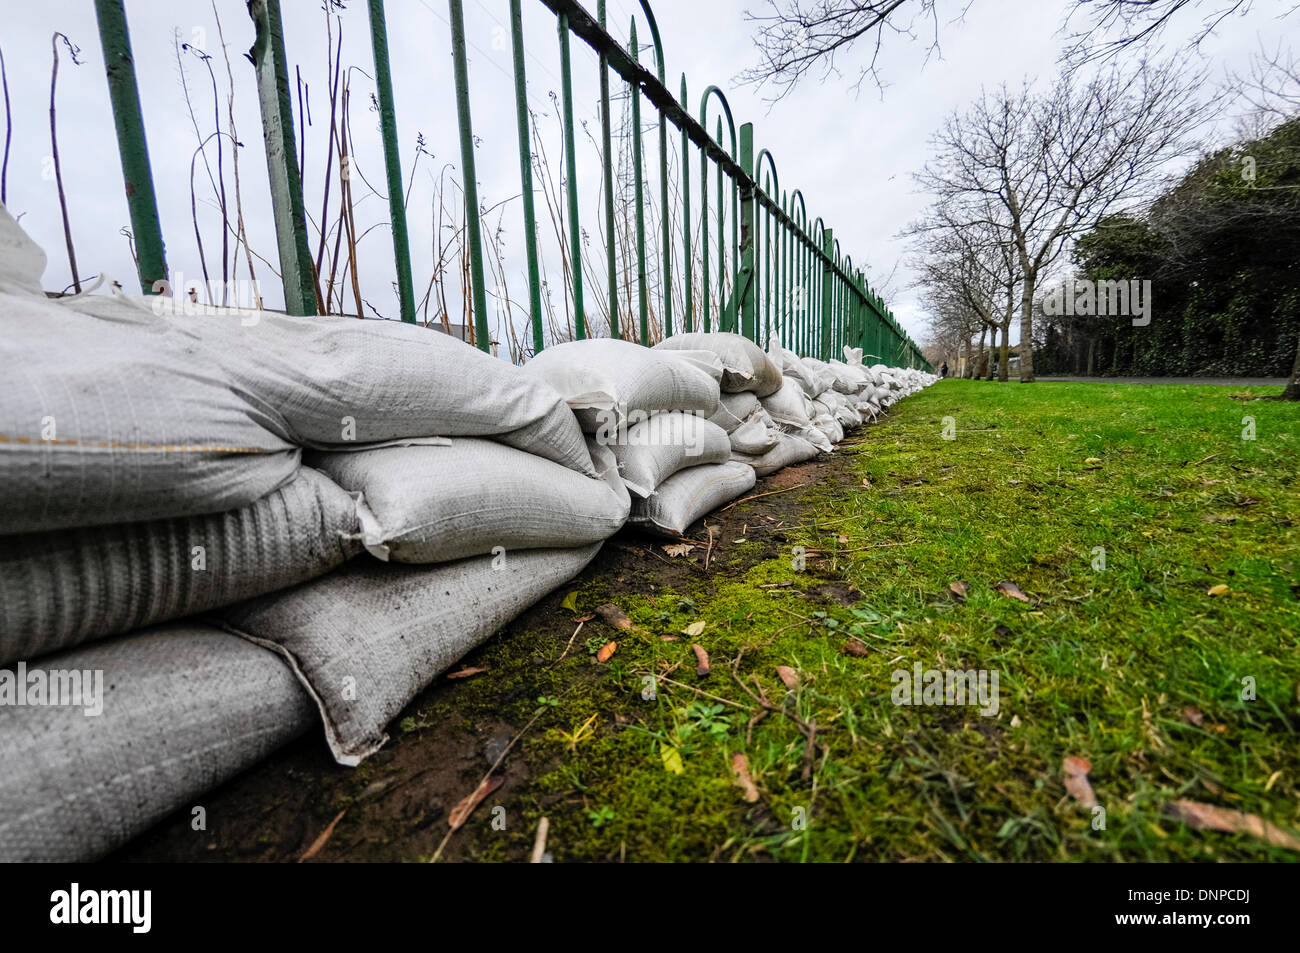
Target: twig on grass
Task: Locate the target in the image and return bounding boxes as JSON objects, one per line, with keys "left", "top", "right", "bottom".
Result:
{"left": 719, "top": 483, "right": 808, "bottom": 512}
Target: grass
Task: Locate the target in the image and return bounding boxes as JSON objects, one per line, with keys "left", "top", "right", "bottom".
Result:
{"left": 428, "top": 380, "right": 1300, "bottom": 862}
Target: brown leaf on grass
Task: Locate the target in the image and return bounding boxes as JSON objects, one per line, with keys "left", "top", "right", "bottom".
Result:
{"left": 1165, "top": 800, "right": 1300, "bottom": 851}
{"left": 1207, "top": 584, "right": 1230, "bottom": 597}
{"left": 445, "top": 666, "right": 488, "bottom": 680}
{"left": 842, "top": 639, "right": 869, "bottom": 657}
{"left": 691, "top": 643, "right": 711, "bottom": 676}
{"left": 994, "top": 580, "right": 1031, "bottom": 603}
{"left": 861, "top": 478, "right": 872, "bottom": 488}
{"left": 596, "top": 641, "right": 617, "bottom": 663}
{"left": 775, "top": 666, "right": 799, "bottom": 689}
{"left": 948, "top": 580, "right": 970, "bottom": 601}
{"left": 663, "top": 543, "right": 695, "bottom": 557}
{"left": 448, "top": 775, "right": 505, "bottom": 831}
{"left": 1202, "top": 514, "right": 1236, "bottom": 524}
{"left": 1062, "top": 756, "right": 1098, "bottom": 809}
{"left": 595, "top": 603, "right": 634, "bottom": 630}
{"left": 298, "top": 810, "right": 346, "bottom": 863}
{"left": 659, "top": 634, "right": 680, "bottom": 642}
{"left": 731, "top": 753, "right": 760, "bottom": 803}
{"left": 1181, "top": 707, "right": 1205, "bottom": 726}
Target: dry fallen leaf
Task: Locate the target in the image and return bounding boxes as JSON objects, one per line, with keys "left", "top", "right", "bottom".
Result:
{"left": 659, "top": 634, "right": 680, "bottom": 642}
{"left": 1084, "top": 457, "right": 1102, "bottom": 465}
{"left": 861, "top": 478, "right": 872, "bottom": 488}
{"left": 298, "top": 810, "right": 346, "bottom": 863}
{"left": 445, "top": 666, "right": 488, "bottom": 680}
{"left": 691, "top": 643, "right": 711, "bottom": 676}
{"left": 682, "top": 620, "right": 706, "bottom": 637}
{"left": 1181, "top": 707, "right": 1205, "bottom": 726}
{"left": 775, "top": 666, "right": 799, "bottom": 689}
{"left": 1062, "top": 756, "right": 1098, "bottom": 809}
{"left": 596, "top": 641, "right": 617, "bottom": 662}
{"left": 842, "top": 639, "right": 869, "bottom": 657}
{"left": 731, "top": 753, "right": 760, "bottom": 803}
{"left": 837, "top": 535, "right": 849, "bottom": 544}
{"left": 994, "top": 580, "right": 1031, "bottom": 603}
{"left": 1165, "top": 800, "right": 1300, "bottom": 851}
{"left": 948, "top": 580, "right": 970, "bottom": 600}
{"left": 595, "top": 603, "right": 634, "bottom": 630}
{"left": 663, "top": 543, "right": 695, "bottom": 557}
{"left": 1207, "top": 584, "right": 1230, "bottom": 597}
{"left": 448, "top": 776, "right": 505, "bottom": 831}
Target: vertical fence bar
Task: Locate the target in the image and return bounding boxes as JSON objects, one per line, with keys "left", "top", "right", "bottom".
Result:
{"left": 629, "top": 22, "right": 647, "bottom": 344}
{"left": 737, "top": 123, "right": 756, "bottom": 340}
{"left": 509, "top": 0, "right": 545, "bottom": 352}
{"left": 367, "top": 0, "right": 415, "bottom": 322}
{"left": 680, "top": 74, "right": 691, "bottom": 333}
{"left": 94, "top": 0, "right": 167, "bottom": 295}
{"left": 820, "top": 228, "right": 833, "bottom": 361}
{"left": 449, "top": 0, "right": 490, "bottom": 349}
{"left": 715, "top": 117, "right": 724, "bottom": 331}
{"left": 557, "top": 13, "right": 585, "bottom": 339}
{"left": 659, "top": 108, "right": 671, "bottom": 340}
{"left": 248, "top": 0, "right": 316, "bottom": 315}
{"left": 597, "top": 1, "right": 619, "bottom": 340}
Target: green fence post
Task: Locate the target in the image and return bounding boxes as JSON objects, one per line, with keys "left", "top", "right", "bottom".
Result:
{"left": 598, "top": 1, "right": 619, "bottom": 339}
{"left": 820, "top": 228, "right": 834, "bottom": 361}
{"left": 738, "top": 122, "right": 756, "bottom": 341}
{"left": 94, "top": 0, "right": 167, "bottom": 295}
{"left": 558, "top": 12, "right": 585, "bottom": 340}
{"left": 509, "top": 0, "right": 545, "bottom": 352}
{"left": 680, "top": 74, "right": 691, "bottom": 333}
{"left": 366, "top": 0, "right": 416, "bottom": 323}
{"left": 449, "top": 0, "right": 490, "bottom": 350}
{"left": 247, "top": 0, "right": 317, "bottom": 316}
{"left": 629, "top": 20, "right": 646, "bottom": 344}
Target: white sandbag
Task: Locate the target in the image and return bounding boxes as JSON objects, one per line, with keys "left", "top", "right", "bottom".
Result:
{"left": 0, "top": 467, "right": 361, "bottom": 667}
{"left": 828, "top": 358, "right": 871, "bottom": 393}
{"left": 812, "top": 412, "right": 844, "bottom": 446}
{"left": 606, "top": 412, "right": 731, "bottom": 498}
{"left": 729, "top": 418, "right": 780, "bottom": 456}
{"left": 629, "top": 462, "right": 756, "bottom": 537}
{"left": 308, "top": 438, "right": 629, "bottom": 563}
{"left": 0, "top": 204, "right": 46, "bottom": 297}
{"left": 59, "top": 293, "right": 595, "bottom": 477}
{"left": 217, "top": 543, "right": 602, "bottom": 766}
{"left": 731, "top": 432, "right": 820, "bottom": 476}
{"left": 0, "top": 624, "right": 315, "bottom": 862}
{"left": 657, "top": 348, "right": 725, "bottom": 384}
{"left": 799, "top": 357, "right": 840, "bottom": 396}
{"left": 708, "top": 392, "right": 760, "bottom": 433}
{"left": 767, "top": 337, "right": 823, "bottom": 398}
{"left": 842, "top": 345, "right": 864, "bottom": 366}
{"left": 760, "top": 377, "right": 814, "bottom": 427}
{"left": 653, "top": 332, "right": 783, "bottom": 396}
{"left": 523, "top": 338, "right": 720, "bottom": 433}
{"left": 0, "top": 290, "right": 302, "bottom": 534}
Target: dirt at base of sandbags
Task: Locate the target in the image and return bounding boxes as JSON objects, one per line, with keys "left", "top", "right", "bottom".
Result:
{"left": 108, "top": 446, "right": 866, "bottom": 864}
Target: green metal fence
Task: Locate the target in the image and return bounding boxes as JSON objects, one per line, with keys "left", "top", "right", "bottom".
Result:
{"left": 92, "top": 0, "right": 931, "bottom": 371}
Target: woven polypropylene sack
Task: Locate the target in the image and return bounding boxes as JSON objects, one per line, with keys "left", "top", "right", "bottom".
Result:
{"left": 653, "top": 332, "right": 783, "bottom": 397}
{"left": 760, "top": 378, "right": 815, "bottom": 427}
{"left": 708, "top": 392, "right": 760, "bottom": 433}
{"left": 0, "top": 291, "right": 301, "bottom": 535}
{"left": 731, "top": 432, "right": 820, "bottom": 476}
{"left": 608, "top": 412, "right": 731, "bottom": 498}
{"left": 0, "top": 205, "right": 46, "bottom": 297}
{"left": 217, "top": 543, "right": 602, "bottom": 766}
{"left": 58, "top": 294, "right": 595, "bottom": 478}
{"left": 0, "top": 467, "right": 361, "bottom": 667}
{"left": 629, "top": 462, "right": 756, "bottom": 537}
{"left": 308, "top": 438, "right": 628, "bottom": 562}
{"left": 0, "top": 624, "right": 315, "bottom": 862}
{"left": 729, "top": 418, "right": 780, "bottom": 456}
{"left": 523, "top": 338, "right": 720, "bottom": 432}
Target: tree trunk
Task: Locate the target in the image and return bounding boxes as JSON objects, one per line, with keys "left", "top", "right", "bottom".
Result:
{"left": 998, "top": 324, "right": 1010, "bottom": 382}
{"left": 1019, "top": 273, "right": 1036, "bottom": 382}
{"left": 1086, "top": 337, "right": 1095, "bottom": 376}
{"left": 1282, "top": 330, "right": 1300, "bottom": 400}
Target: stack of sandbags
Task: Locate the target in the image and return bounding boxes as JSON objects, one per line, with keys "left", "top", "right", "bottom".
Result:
{"left": 526, "top": 337, "right": 756, "bottom": 538}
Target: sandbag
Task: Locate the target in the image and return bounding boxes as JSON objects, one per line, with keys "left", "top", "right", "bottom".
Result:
{"left": 58, "top": 293, "right": 595, "bottom": 478}
{"left": 629, "top": 462, "right": 756, "bottom": 537}
{"left": 729, "top": 418, "right": 780, "bottom": 456}
{"left": 799, "top": 357, "right": 841, "bottom": 396}
{"left": 0, "top": 204, "right": 46, "bottom": 297}
{"left": 216, "top": 543, "right": 602, "bottom": 766}
{"left": 731, "top": 432, "right": 819, "bottom": 476}
{"left": 653, "top": 332, "right": 783, "bottom": 397}
{"left": 608, "top": 413, "right": 731, "bottom": 498}
{"left": 308, "top": 438, "right": 628, "bottom": 563}
{"left": 0, "top": 467, "right": 361, "bottom": 667}
{"left": 0, "top": 624, "right": 315, "bottom": 862}
{"left": 761, "top": 378, "right": 815, "bottom": 427}
{"left": 708, "top": 392, "right": 760, "bottom": 433}
{"left": 656, "top": 348, "right": 725, "bottom": 384}
{"left": 0, "top": 290, "right": 302, "bottom": 534}
{"left": 812, "top": 412, "right": 844, "bottom": 446}
{"left": 523, "top": 338, "right": 720, "bottom": 432}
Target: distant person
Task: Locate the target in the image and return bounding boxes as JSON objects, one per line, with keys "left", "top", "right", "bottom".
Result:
{"left": 940, "top": 361, "right": 948, "bottom": 379}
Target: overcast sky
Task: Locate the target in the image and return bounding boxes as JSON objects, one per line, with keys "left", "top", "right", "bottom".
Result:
{"left": 0, "top": 0, "right": 1281, "bottom": 351}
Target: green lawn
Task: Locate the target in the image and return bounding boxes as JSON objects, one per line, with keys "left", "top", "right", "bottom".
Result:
{"left": 430, "top": 380, "right": 1300, "bottom": 862}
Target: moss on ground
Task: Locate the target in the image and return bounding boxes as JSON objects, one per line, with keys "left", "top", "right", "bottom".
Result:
{"left": 428, "top": 380, "right": 1300, "bottom": 862}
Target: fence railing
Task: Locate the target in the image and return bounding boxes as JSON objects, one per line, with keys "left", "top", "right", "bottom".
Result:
{"left": 90, "top": 0, "right": 931, "bottom": 371}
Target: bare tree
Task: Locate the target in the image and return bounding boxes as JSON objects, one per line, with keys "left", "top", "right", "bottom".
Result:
{"left": 915, "top": 61, "right": 1206, "bottom": 381}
